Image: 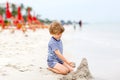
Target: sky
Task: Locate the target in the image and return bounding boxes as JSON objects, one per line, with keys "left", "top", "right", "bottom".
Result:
{"left": 0, "top": 0, "right": 120, "bottom": 23}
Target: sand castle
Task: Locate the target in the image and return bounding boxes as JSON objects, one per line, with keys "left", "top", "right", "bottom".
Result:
{"left": 59, "top": 58, "right": 93, "bottom": 80}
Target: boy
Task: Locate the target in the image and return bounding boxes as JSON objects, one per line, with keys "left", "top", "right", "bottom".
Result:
{"left": 47, "top": 21, "right": 75, "bottom": 75}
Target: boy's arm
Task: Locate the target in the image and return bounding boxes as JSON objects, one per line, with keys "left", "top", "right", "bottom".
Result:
{"left": 54, "top": 49, "right": 70, "bottom": 64}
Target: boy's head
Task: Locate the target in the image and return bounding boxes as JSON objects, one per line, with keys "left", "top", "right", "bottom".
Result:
{"left": 49, "top": 21, "right": 65, "bottom": 35}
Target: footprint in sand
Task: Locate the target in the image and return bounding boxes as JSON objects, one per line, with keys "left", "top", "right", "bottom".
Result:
{"left": 5, "top": 64, "right": 34, "bottom": 72}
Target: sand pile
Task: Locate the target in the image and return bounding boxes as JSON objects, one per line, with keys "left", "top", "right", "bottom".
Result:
{"left": 59, "top": 58, "right": 93, "bottom": 80}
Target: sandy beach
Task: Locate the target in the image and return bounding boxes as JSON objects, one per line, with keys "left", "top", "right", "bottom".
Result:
{"left": 0, "top": 24, "right": 120, "bottom": 80}
{"left": 0, "top": 25, "right": 94, "bottom": 80}
{"left": 0, "top": 28, "right": 60, "bottom": 80}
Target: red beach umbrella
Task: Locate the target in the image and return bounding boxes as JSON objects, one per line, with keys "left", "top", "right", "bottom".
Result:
{"left": 0, "top": 15, "right": 4, "bottom": 24}
{"left": 32, "top": 16, "right": 37, "bottom": 21}
{"left": 0, "top": 15, "right": 4, "bottom": 25}
{"left": 0, "top": 15, "right": 5, "bottom": 28}
{"left": 17, "top": 6, "right": 23, "bottom": 20}
{"left": 6, "top": 2, "right": 12, "bottom": 19}
{"left": 27, "top": 8, "right": 32, "bottom": 23}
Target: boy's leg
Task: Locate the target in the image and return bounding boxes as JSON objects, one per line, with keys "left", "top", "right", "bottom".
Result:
{"left": 47, "top": 67, "right": 61, "bottom": 74}
{"left": 63, "top": 62, "right": 73, "bottom": 72}
{"left": 48, "top": 63, "right": 69, "bottom": 75}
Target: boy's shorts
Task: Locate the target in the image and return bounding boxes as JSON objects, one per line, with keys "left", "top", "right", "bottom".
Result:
{"left": 47, "top": 60, "right": 63, "bottom": 68}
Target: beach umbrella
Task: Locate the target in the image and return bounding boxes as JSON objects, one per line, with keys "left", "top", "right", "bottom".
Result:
{"left": 0, "top": 15, "right": 4, "bottom": 24}
{"left": 0, "top": 15, "right": 4, "bottom": 25}
{"left": 27, "top": 8, "right": 32, "bottom": 23}
{"left": 32, "top": 16, "right": 41, "bottom": 24}
{"left": 32, "top": 16, "right": 37, "bottom": 21}
{"left": 0, "top": 15, "right": 5, "bottom": 29}
{"left": 17, "top": 6, "right": 23, "bottom": 20}
{"left": 6, "top": 2, "right": 12, "bottom": 19}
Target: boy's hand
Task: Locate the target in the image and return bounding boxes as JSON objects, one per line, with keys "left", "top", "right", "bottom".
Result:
{"left": 69, "top": 62, "right": 76, "bottom": 68}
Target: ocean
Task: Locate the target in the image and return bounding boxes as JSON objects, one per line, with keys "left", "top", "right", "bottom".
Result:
{"left": 63, "top": 23, "right": 120, "bottom": 80}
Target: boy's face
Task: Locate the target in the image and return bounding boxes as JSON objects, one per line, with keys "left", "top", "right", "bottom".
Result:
{"left": 53, "top": 33, "right": 62, "bottom": 40}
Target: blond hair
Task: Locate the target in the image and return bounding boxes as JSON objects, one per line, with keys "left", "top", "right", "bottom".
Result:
{"left": 49, "top": 21, "right": 64, "bottom": 35}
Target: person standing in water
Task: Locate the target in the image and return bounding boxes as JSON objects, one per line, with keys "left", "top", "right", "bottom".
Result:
{"left": 79, "top": 20, "right": 82, "bottom": 28}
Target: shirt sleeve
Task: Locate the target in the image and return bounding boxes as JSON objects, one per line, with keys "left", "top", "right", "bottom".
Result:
{"left": 50, "top": 43, "right": 59, "bottom": 52}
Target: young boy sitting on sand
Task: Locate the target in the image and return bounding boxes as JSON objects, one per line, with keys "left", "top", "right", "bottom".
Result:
{"left": 47, "top": 21, "right": 75, "bottom": 75}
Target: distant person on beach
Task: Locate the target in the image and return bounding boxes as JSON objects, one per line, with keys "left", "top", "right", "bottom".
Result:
{"left": 74, "top": 25, "right": 76, "bottom": 30}
{"left": 47, "top": 21, "right": 75, "bottom": 75}
{"left": 79, "top": 20, "right": 82, "bottom": 27}
{"left": 73, "top": 21, "right": 76, "bottom": 30}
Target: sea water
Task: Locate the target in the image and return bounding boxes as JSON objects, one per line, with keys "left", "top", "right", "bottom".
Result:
{"left": 63, "top": 23, "right": 120, "bottom": 80}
